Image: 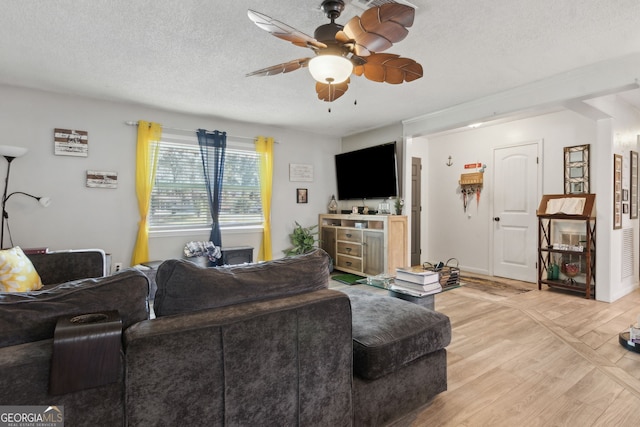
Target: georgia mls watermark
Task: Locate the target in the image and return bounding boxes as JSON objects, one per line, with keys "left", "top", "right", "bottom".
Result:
{"left": 0, "top": 406, "right": 64, "bottom": 427}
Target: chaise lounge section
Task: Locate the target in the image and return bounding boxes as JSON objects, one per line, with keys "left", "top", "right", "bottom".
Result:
{"left": 343, "top": 288, "right": 451, "bottom": 425}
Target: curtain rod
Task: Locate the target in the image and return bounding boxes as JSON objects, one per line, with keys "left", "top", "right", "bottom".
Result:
{"left": 124, "top": 121, "right": 279, "bottom": 144}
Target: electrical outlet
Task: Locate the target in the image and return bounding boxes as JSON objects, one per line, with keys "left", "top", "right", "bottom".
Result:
{"left": 113, "top": 262, "right": 123, "bottom": 274}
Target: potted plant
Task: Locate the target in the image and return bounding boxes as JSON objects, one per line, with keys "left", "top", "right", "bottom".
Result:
{"left": 283, "top": 221, "right": 318, "bottom": 256}
{"left": 394, "top": 198, "right": 404, "bottom": 215}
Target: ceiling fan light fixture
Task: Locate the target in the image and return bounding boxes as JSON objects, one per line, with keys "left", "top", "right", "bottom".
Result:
{"left": 308, "top": 54, "right": 353, "bottom": 84}
{"left": 247, "top": 2, "right": 421, "bottom": 100}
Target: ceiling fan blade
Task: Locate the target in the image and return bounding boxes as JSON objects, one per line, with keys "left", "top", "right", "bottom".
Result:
{"left": 246, "top": 58, "right": 311, "bottom": 77}
{"left": 338, "top": 4, "right": 415, "bottom": 56}
{"left": 353, "top": 53, "right": 422, "bottom": 84}
{"left": 316, "top": 79, "right": 350, "bottom": 102}
{"left": 248, "top": 10, "right": 327, "bottom": 50}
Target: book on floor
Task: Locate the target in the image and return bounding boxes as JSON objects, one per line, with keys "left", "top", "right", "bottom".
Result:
{"left": 393, "top": 278, "right": 442, "bottom": 293}
{"left": 395, "top": 267, "right": 440, "bottom": 285}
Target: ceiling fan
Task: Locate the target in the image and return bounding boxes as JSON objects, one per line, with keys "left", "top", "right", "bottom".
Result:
{"left": 246, "top": 0, "right": 423, "bottom": 102}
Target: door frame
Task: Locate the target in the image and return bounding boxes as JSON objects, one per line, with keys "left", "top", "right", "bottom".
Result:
{"left": 410, "top": 156, "right": 421, "bottom": 266}
{"left": 489, "top": 139, "right": 543, "bottom": 279}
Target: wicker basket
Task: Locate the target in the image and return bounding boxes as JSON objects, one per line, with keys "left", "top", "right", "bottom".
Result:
{"left": 423, "top": 258, "right": 460, "bottom": 288}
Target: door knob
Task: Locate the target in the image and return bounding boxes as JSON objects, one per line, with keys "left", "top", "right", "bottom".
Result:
{"left": 494, "top": 217, "right": 500, "bottom": 222}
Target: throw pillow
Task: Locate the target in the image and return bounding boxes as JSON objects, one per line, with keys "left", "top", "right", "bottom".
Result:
{"left": 0, "top": 246, "right": 43, "bottom": 292}
{"left": 154, "top": 248, "right": 331, "bottom": 317}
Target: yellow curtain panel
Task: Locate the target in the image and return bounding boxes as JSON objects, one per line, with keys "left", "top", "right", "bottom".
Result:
{"left": 255, "top": 136, "right": 274, "bottom": 261}
{"left": 131, "top": 120, "right": 162, "bottom": 265}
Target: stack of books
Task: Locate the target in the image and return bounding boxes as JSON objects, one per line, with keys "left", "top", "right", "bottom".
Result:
{"left": 391, "top": 266, "right": 442, "bottom": 297}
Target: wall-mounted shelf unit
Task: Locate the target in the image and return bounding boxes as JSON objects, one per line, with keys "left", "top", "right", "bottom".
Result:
{"left": 459, "top": 172, "right": 483, "bottom": 186}
{"left": 318, "top": 214, "right": 407, "bottom": 277}
{"left": 537, "top": 194, "right": 596, "bottom": 299}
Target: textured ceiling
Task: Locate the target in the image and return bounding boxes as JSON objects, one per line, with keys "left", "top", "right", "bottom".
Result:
{"left": 1, "top": 0, "right": 639, "bottom": 137}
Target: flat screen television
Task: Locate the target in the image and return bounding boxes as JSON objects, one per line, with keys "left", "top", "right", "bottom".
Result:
{"left": 335, "top": 142, "right": 398, "bottom": 200}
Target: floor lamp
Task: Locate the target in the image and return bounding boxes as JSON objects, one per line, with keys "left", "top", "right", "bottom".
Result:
{"left": 0, "top": 145, "right": 51, "bottom": 249}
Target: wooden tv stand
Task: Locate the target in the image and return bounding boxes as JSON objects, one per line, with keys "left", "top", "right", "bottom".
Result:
{"left": 318, "top": 214, "right": 408, "bottom": 277}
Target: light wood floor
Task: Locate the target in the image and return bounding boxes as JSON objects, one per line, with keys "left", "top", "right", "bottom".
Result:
{"left": 332, "top": 276, "right": 640, "bottom": 426}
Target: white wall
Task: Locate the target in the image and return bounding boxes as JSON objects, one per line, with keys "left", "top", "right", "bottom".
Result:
{"left": 585, "top": 95, "right": 640, "bottom": 302}
{"left": 0, "top": 84, "right": 341, "bottom": 267}
{"left": 342, "top": 123, "right": 403, "bottom": 152}
{"left": 403, "top": 102, "right": 640, "bottom": 302}
{"left": 340, "top": 87, "right": 640, "bottom": 302}
{"left": 417, "top": 110, "right": 597, "bottom": 275}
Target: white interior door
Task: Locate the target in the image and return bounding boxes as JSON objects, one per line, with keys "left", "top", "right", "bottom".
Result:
{"left": 492, "top": 142, "right": 540, "bottom": 282}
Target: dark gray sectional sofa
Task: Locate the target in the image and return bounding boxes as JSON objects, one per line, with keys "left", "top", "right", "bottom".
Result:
{"left": 0, "top": 249, "right": 450, "bottom": 426}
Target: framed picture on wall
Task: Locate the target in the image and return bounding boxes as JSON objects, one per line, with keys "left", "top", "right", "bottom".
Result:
{"left": 296, "top": 188, "right": 308, "bottom": 203}
{"left": 289, "top": 164, "right": 314, "bottom": 182}
{"left": 86, "top": 170, "right": 118, "bottom": 188}
{"left": 614, "top": 154, "right": 623, "bottom": 229}
{"left": 631, "top": 150, "right": 638, "bottom": 219}
{"left": 54, "top": 128, "right": 88, "bottom": 157}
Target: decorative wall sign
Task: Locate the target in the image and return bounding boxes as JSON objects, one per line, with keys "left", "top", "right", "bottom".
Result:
{"left": 289, "top": 164, "right": 313, "bottom": 182}
{"left": 54, "top": 128, "right": 88, "bottom": 157}
{"left": 631, "top": 150, "right": 638, "bottom": 219}
{"left": 86, "top": 170, "right": 118, "bottom": 188}
{"left": 296, "top": 188, "right": 308, "bottom": 203}
{"left": 614, "top": 154, "right": 623, "bottom": 229}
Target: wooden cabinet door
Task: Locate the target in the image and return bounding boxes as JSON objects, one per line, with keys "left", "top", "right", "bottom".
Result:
{"left": 320, "top": 227, "right": 336, "bottom": 262}
{"left": 362, "top": 230, "right": 384, "bottom": 276}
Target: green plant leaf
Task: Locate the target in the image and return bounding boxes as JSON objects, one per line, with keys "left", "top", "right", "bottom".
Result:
{"left": 283, "top": 221, "right": 319, "bottom": 255}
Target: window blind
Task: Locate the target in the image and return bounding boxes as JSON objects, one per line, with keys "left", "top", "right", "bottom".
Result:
{"left": 149, "top": 137, "right": 263, "bottom": 230}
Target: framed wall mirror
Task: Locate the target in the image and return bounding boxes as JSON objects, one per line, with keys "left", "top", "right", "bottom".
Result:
{"left": 564, "top": 144, "right": 590, "bottom": 194}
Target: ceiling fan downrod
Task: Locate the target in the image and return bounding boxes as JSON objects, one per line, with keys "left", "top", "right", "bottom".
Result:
{"left": 320, "top": 0, "right": 345, "bottom": 22}
{"left": 315, "top": 0, "right": 347, "bottom": 44}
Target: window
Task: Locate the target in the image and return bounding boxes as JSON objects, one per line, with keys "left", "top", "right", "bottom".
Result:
{"left": 149, "top": 134, "right": 262, "bottom": 231}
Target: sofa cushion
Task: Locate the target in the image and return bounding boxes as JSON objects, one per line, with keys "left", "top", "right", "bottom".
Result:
{"left": 341, "top": 288, "right": 451, "bottom": 380}
{"left": 0, "top": 269, "right": 150, "bottom": 347}
{"left": 0, "top": 246, "right": 43, "bottom": 292}
{"left": 27, "top": 249, "right": 106, "bottom": 285}
{"left": 154, "top": 248, "right": 330, "bottom": 317}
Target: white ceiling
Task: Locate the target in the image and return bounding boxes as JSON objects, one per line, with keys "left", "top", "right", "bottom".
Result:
{"left": 1, "top": 0, "right": 639, "bottom": 137}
